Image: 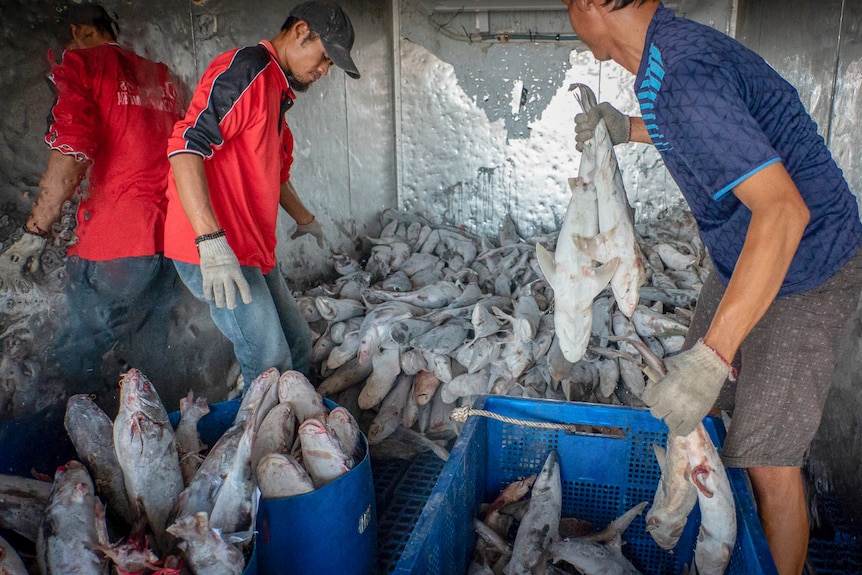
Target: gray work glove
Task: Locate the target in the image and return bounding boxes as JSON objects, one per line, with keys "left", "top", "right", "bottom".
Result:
{"left": 575, "top": 102, "right": 630, "bottom": 152}
{"left": 197, "top": 235, "right": 252, "bottom": 310}
{"left": 0, "top": 233, "right": 46, "bottom": 291}
{"left": 291, "top": 217, "right": 324, "bottom": 249}
{"left": 642, "top": 339, "right": 735, "bottom": 436}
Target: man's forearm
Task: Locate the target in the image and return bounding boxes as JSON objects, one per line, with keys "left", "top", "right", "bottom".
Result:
{"left": 169, "top": 152, "right": 221, "bottom": 236}
{"left": 28, "top": 150, "right": 88, "bottom": 234}
{"left": 279, "top": 180, "right": 314, "bottom": 225}
{"left": 704, "top": 168, "right": 810, "bottom": 362}
{"left": 628, "top": 117, "right": 653, "bottom": 145}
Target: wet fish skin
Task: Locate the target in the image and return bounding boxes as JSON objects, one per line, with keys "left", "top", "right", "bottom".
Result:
{"left": 326, "top": 406, "right": 362, "bottom": 463}
{"left": 208, "top": 409, "right": 257, "bottom": 535}
{"left": 0, "top": 532, "right": 28, "bottom": 575}
{"left": 388, "top": 317, "right": 435, "bottom": 346}
{"left": 0, "top": 473, "right": 51, "bottom": 542}
{"left": 573, "top": 83, "right": 646, "bottom": 318}
{"left": 399, "top": 348, "right": 428, "bottom": 375}
{"left": 298, "top": 418, "right": 352, "bottom": 488}
{"left": 314, "top": 296, "right": 365, "bottom": 322}
{"left": 113, "top": 369, "right": 184, "bottom": 553}
{"left": 687, "top": 423, "right": 736, "bottom": 575}
{"left": 278, "top": 370, "right": 328, "bottom": 424}
{"left": 410, "top": 321, "right": 469, "bottom": 355}
{"left": 36, "top": 461, "right": 105, "bottom": 575}
{"left": 368, "top": 373, "right": 415, "bottom": 445}
{"left": 175, "top": 390, "right": 211, "bottom": 486}
{"left": 234, "top": 367, "right": 280, "bottom": 426}
{"left": 413, "top": 370, "right": 442, "bottom": 405}
{"left": 646, "top": 437, "right": 698, "bottom": 550}
{"left": 356, "top": 301, "right": 423, "bottom": 365}
{"left": 546, "top": 533, "right": 643, "bottom": 575}
{"left": 381, "top": 269, "right": 413, "bottom": 292}
{"left": 316, "top": 356, "right": 375, "bottom": 397}
{"left": 654, "top": 242, "right": 697, "bottom": 271}
{"left": 359, "top": 344, "right": 401, "bottom": 409}
{"left": 250, "top": 401, "right": 296, "bottom": 473}
{"left": 256, "top": 452, "right": 315, "bottom": 499}
{"left": 441, "top": 368, "right": 492, "bottom": 405}
{"left": 166, "top": 512, "right": 244, "bottom": 575}
{"left": 535, "top": 177, "right": 619, "bottom": 364}
{"left": 504, "top": 451, "right": 561, "bottom": 575}
{"left": 175, "top": 420, "right": 244, "bottom": 522}
{"left": 310, "top": 330, "right": 337, "bottom": 364}
{"left": 64, "top": 393, "right": 137, "bottom": 526}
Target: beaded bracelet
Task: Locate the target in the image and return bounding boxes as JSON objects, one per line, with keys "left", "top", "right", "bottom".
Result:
{"left": 194, "top": 229, "right": 226, "bottom": 245}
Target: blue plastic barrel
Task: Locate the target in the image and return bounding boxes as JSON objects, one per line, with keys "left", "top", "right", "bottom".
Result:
{"left": 255, "top": 432, "right": 376, "bottom": 575}
{"left": 170, "top": 397, "right": 377, "bottom": 575}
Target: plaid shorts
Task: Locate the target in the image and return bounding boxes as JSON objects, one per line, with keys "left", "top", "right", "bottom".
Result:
{"left": 683, "top": 248, "right": 862, "bottom": 468}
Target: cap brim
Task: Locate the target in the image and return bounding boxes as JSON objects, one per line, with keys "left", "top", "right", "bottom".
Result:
{"left": 323, "top": 40, "right": 360, "bottom": 79}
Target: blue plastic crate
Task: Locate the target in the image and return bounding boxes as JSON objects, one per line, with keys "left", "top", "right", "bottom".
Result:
{"left": 375, "top": 452, "right": 447, "bottom": 574}
{"left": 391, "top": 395, "right": 778, "bottom": 575}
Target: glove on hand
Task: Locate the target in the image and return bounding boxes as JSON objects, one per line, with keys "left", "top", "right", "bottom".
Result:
{"left": 574, "top": 102, "right": 630, "bottom": 152}
{"left": 198, "top": 235, "right": 252, "bottom": 310}
{"left": 642, "top": 339, "right": 734, "bottom": 436}
{"left": 291, "top": 217, "right": 324, "bottom": 249}
{"left": 0, "top": 233, "right": 46, "bottom": 291}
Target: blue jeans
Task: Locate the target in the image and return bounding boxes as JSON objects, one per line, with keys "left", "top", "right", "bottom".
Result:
{"left": 174, "top": 261, "right": 312, "bottom": 388}
{"left": 53, "top": 255, "right": 178, "bottom": 394}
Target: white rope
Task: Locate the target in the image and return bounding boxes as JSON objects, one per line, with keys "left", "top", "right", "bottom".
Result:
{"left": 451, "top": 406, "right": 585, "bottom": 433}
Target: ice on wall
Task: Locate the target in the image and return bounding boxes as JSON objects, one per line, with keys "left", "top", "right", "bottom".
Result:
{"left": 400, "top": 41, "right": 685, "bottom": 239}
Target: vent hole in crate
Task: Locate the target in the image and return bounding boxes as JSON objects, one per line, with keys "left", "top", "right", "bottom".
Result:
{"left": 499, "top": 427, "right": 559, "bottom": 478}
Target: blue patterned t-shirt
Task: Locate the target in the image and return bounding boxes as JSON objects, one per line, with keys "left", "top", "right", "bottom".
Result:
{"left": 635, "top": 4, "right": 861, "bottom": 296}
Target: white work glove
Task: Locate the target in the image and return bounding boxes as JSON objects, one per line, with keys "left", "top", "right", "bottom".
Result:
{"left": 197, "top": 235, "right": 253, "bottom": 310}
{"left": 291, "top": 217, "right": 325, "bottom": 249}
{"left": 574, "top": 102, "right": 631, "bottom": 152}
{"left": 642, "top": 339, "right": 735, "bottom": 436}
{"left": 0, "top": 232, "right": 46, "bottom": 291}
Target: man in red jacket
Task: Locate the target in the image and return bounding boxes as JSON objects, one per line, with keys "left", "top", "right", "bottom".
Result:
{"left": 0, "top": 3, "right": 184, "bottom": 395}
{"left": 166, "top": 1, "right": 359, "bottom": 389}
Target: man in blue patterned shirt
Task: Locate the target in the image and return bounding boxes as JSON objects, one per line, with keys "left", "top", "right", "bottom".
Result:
{"left": 563, "top": 0, "right": 862, "bottom": 572}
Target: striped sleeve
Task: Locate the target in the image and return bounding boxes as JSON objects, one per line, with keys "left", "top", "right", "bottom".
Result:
{"left": 168, "top": 45, "right": 271, "bottom": 158}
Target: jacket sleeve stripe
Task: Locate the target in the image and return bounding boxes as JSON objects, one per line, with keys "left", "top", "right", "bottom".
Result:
{"left": 181, "top": 45, "right": 270, "bottom": 157}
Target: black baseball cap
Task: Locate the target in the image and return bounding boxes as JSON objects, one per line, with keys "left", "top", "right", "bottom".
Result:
{"left": 62, "top": 2, "right": 119, "bottom": 38}
{"left": 289, "top": 1, "right": 360, "bottom": 79}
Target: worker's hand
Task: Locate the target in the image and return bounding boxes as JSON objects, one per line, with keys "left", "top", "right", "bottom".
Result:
{"left": 0, "top": 232, "right": 46, "bottom": 291}
{"left": 642, "top": 339, "right": 735, "bottom": 436}
{"left": 291, "top": 217, "right": 324, "bottom": 249}
{"left": 197, "top": 235, "right": 253, "bottom": 310}
{"left": 575, "top": 102, "right": 630, "bottom": 152}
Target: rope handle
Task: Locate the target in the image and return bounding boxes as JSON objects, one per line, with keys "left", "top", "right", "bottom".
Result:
{"left": 451, "top": 406, "right": 587, "bottom": 433}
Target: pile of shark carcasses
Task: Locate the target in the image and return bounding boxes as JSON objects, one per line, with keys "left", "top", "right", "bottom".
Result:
{"left": 304, "top": 202, "right": 705, "bottom": 454}
{"left": 305, "top": 85, "right": 706, "bottom": 454}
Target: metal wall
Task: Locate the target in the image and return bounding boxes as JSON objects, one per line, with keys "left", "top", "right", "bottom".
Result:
{"left": 396, "top": 0, "right": 737, "bottom": 238}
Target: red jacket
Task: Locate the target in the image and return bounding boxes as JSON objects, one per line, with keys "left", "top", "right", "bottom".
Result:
{"left": 46, "top": 43, "right": 183, "bottom": 260}
{"left": 165, "top": 40, "right": 295, "bottom": 274}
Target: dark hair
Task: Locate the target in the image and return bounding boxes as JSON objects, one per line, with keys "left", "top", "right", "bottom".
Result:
{"left": 281, "top": 15, "right": 300, "bottom": 31}
{"left": 280, "top": 15, "right": 320, "bottom": 41}
{"left": 61, "top": 3, "right": 118, "bottom": 41}
{"left": 601, "top": 0, "right": 655, "bottom": 8}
